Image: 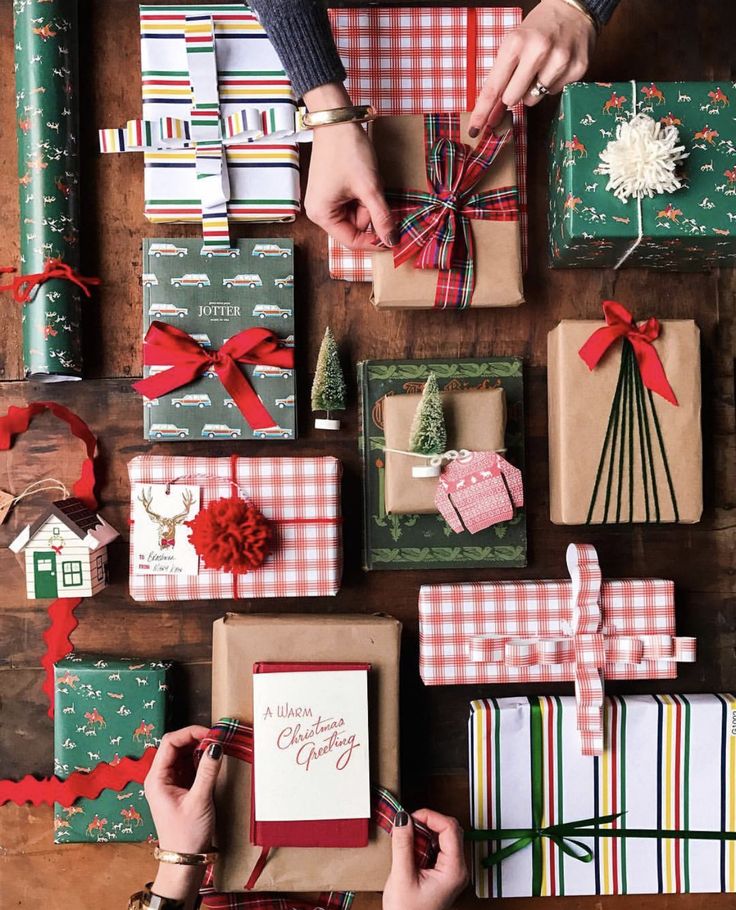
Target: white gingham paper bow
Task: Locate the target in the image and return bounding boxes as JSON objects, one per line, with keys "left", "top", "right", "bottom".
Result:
{"left": 467, "top": 544, "right": 696, "bottom": 755}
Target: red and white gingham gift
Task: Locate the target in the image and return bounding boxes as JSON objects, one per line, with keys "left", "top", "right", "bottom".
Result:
{"left": 418, "top": 544, "right": 696, "bottom": 755}
{"left": 326, "top": 6, "right": 527, "bottom": 282}
{"left": 128, "top": 455, "right": 342, "bottom": 601}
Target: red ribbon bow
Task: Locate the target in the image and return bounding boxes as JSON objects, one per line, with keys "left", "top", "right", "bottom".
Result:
{"left": 388, "top": 113, "right": 519, "bottom": 309}
{"left": 578, "top": 300, "right": 678, "bottom": 406}
{"left": 133, "top": 322, "right": 293, "bottom": 431}
{"left": 0, "top": 258, "right": 101, "bottom": 303}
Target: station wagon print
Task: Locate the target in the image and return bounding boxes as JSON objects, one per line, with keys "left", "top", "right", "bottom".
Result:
{"left": 171, "top": 274, "right": 210, "bottom": 288}
{"left": 252, "top": 243, "right": 291, "bottom": 258}
{"left": 149, "top": 423, "right": 190, "bottom": 439}
{"left": 254, "top": 364, "right": 293, "bottom": 379}
{"left": 202, "top": 423, "right": 242, "bottom": 439}
{"left": 253, "top": 303, "right": 292, "bottom": 319}
{"left": 171, "top": 394, "right": 211, "bottom": 408}
{"left": 253, "top": 425, "right": 293, "bottom": 439}
{"left": 148, "top": 303, "right": 188, "bottom": 319}
{"left": 149, "top": 242, "right": 187, "bottom": 258}
{"left": 275, "top": 394, "right": 295, "bottom": 408}
{"left": 201, "top": 246, "right": 239, "bottom": 258}
{"left": 223, "top": 273, "right": 262, "bottom": 288}
{"left": 274, "top": 274, "right": 294, "bottom": 288}
{"left": 142, "top": 273, "right": 158, "bottom": 288}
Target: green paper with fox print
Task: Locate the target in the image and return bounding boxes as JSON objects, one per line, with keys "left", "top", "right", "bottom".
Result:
{"left": 549, "top": 81, "right": 736, "bottom": 270}
{"left": 53, "top": 655, "right": 171, "bottom": 843}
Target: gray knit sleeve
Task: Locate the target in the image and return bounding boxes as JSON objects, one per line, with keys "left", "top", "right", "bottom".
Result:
{"left": 582, "top": 0, "right": 622, "bottom": 27}
{"left": 250, "top": 0, "right": 346, "bottom": 99}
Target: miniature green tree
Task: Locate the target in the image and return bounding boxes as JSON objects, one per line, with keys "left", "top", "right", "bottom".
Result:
{"left": 409, "top": 372, "right": 446, "bottom": 455}
{"left": 311, "top": 326, "right": 346, "bottom": 429}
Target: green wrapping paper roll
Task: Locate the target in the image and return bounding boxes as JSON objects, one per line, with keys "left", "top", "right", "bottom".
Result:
{"left": 13, "top": 0, "right": 81, "bottom": 381}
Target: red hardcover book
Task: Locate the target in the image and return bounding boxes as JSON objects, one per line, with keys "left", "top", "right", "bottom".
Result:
{"left": 251, "top": 661, "right": 371, "bottom": 849}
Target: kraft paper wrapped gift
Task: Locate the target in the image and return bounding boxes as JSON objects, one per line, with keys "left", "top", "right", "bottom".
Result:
{"left": 469, "top": 694, "right": 736, "bottom": 898}
{"left": 371, "top": 112, "right": 523, "bottom": 309}
{"left": 211, "top": 613, "right": 401, "bottom": 892}
{"left": 384, "top": 387, "right": 506, "bottom": 515}
{"left": 548, "top": 307, "right": 702, "bottom": 524}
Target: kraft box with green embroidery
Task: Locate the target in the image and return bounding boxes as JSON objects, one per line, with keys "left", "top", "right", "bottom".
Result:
{"left": 358, "top": 357, "right": 526, "bottom": 571}
{"left": 549, "top": 81, "right": 736, "bottom": 270}
{"left": 140, "top": 237, "right": 296, "bottom": 443}
{"left": 53, "top": 654, "right": 171, "bottom": 843}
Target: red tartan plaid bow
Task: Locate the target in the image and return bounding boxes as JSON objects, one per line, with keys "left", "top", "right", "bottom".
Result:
{"left": 132, "top": 322, "right": 293, "bottom": 430}
{"left": 195, "top": 719, "right": 438, "bottom": 910}
{"left": 578, "top": 300, "right": 678, "bottom": 406}
{"left": 388, "top": 113, "right": 519, "bottom": 309}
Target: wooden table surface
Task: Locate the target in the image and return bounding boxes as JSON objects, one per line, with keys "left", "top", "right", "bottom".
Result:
{"left": 0, "top": 0, "right": 734, "bottom": 907}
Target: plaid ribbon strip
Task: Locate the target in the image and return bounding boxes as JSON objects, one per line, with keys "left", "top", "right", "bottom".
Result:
{"left": 326, "top": 7, "right": 527, "bottom": 282}
{"left": 196, "top": 719, "right": 437, "bottom": 908}
{"left": 388, "top": 113, "right": 518, "bottom": 309}
{"left": 419, "top": 544, "right": 696, "bottom": 755}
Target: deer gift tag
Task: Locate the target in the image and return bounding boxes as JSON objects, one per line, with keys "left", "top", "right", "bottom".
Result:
{"left": 131, "top": 484, "right": 200, "bottom": 575}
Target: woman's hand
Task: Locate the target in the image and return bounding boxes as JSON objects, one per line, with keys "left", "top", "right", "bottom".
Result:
{"left": 470, "top": 0, "right": 596, "bottom": 136}
{"left": 145, "top": 726, "right": 223, "bottom": 906}
{"left": 383, "top": 809, "right": 469, "bottom": 910}
{"left": 303, "top": 82, "right": 398, "bottom": 250}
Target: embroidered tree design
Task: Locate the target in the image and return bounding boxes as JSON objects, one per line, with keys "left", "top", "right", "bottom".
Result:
{"left": 311, "top": 327, "right": 346, "bottom": 427}
{"left": 409, "top": 372, "right": 446, "bottom": 455}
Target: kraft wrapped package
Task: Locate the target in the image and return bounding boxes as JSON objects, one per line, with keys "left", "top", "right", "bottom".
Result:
{"left": 211, "top": 613, "right": 401, "bottom": 892}
{"left": 384, "top": 388, "right": 506, "bottom": 515}
{"left": 548, "top": 319, "right": 702, "bottom": 525}
{"left": 371, "top": 113, "right": 523, "bottom": 309}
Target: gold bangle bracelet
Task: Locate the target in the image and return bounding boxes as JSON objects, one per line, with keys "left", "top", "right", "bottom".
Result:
{"left": 153, "top": 846, "right": 219, "bottom": 866}
{"left": 556, "top": 0, "right": 600, "bottom": 33}
{"left": 301, "top": 104, "right": 377, "bottom": 129}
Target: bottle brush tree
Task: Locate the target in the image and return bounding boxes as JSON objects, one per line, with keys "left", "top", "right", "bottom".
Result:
{"left": 311, "top": 326, "right": 346, "bottom": 428}
{"left": 409, "top": 372, "right": 446, "bottom": 456}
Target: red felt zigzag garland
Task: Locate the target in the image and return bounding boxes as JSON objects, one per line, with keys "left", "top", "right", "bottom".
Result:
{"left": 0, "top": 749, "right": 157, "bottom": 808}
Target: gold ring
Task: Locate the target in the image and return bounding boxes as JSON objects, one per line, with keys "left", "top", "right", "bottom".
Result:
{"left": 530, "top": 80, "right": 550, "bottom": 98}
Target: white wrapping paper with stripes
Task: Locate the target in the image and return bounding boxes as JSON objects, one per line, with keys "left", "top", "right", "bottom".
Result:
{"left": 105, "top": 4, "right": 301, "bottom": 226}
{"left": 469, "top": 694, "right": 736, "bottom": 898}
{"left": 128, "top": 455, "right": 342, "bottom": 601}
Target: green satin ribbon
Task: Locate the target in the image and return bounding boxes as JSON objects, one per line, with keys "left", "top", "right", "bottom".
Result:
{"left": 467, "top": 697, "right": 736, "bottom": 897}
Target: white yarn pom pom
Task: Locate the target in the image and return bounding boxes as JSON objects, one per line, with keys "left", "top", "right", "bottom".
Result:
{"left": 598, "top": 113, "right": 689, "bottom": 203}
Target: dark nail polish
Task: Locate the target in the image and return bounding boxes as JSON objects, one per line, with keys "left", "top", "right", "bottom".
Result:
{"left": 386, "top": 230, "right": 401, "bottom": 248}
{"left": 208, "top": 743, "right": 222, "bottom": 760}
{"left": 394, "top": 810, "right": 409, "bottom": 828}
{"left": 468, "top": 126, "right": 480, "bottom": 139}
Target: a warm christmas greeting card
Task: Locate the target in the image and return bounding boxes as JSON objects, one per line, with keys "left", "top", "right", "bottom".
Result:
{"left": 131, "top": 483, "right": 200, "bottom": 575}
{"left": 252, "top": 664, "right": 371, "bottom": 824}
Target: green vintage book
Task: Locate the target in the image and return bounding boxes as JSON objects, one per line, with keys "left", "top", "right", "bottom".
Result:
{"left": 54, "top": 654, "right": 171, "bottom": 843}
{"left": 142, "top": 238, "right": 296, "bottom": 442}
{"left": 358, "top": 357, "right": 526, "bottom": 571}
{"left": 549, "top": 81, "right": 736, "bottom": 269}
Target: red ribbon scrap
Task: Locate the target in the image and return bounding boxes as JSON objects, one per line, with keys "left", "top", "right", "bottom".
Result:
{"left": 0, "top": 402, "right": 156, "bottom": 807}
{"left": 578, "top": 300, "right": 678, "bottom": 406}
{"left": 133, "top": 322, "right": 294, "bottom": 430}
{"left": 0, "top": 258, "right": 101, "bottom": 303}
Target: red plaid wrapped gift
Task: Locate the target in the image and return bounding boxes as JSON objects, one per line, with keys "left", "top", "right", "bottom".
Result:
{"left": 418, "top": 544, "right": 696, "bottom": 755}
{"left": 326, "top": 6, "right": 527, "bottom": 281}
{"left": 128, "top": 455, "right": 342, "bottom": 601}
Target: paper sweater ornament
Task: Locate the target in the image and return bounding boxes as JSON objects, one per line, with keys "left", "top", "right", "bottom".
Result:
{"left": 311, "top": 327, "right": 346, "bottom": 430}
{"left": 98, "top": 4, "right": 310, "bottom": 250}
{"left": 9, "top": 498, "right": 119, "bottom": 599}
{"left": 435, "top": 451, "right": 523, "bottom": 533}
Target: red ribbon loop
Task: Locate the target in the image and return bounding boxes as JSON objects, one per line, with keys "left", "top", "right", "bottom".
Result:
{"left": 133, "top": 322, "right": 294, "bottom": 431}
{"left": 0, "top": 258, "right": 101, "bottom": 304}
{"left": 578, "top": 300, "right": 678, "bottom": 406}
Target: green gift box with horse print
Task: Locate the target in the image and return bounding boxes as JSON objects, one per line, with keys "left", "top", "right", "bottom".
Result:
{"left": 53, "top": 654, "right": 171, "bottom": 843}
{"left": 548, "top": 82, "right": 736, "bottom": 270}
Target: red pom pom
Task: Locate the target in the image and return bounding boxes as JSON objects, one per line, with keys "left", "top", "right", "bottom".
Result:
{"left": 186, "top": 496, "right": 272, "bottom": 574}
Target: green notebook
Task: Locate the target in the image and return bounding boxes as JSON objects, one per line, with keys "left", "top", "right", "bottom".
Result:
{"left": 141, "top": 238, "right": 296, "bottom": 442}
{"left": 358, "top": 357, "right": 527, "bottom": 571}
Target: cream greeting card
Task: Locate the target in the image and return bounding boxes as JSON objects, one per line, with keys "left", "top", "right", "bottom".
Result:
{"left": 131, "top": 483, "right": 200, "bottom": 575}
{"left": 252, "top": 667, "right": 371, "bottom": 822}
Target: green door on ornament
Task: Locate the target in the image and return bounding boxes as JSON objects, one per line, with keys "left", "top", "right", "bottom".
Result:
{"left": 33, "top": 552, "right": 58, "bottom": 598}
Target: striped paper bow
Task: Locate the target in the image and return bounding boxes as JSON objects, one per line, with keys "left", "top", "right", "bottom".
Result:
{"left": 99, "top": 13, "right": 310, "bottom": 250}
{"left": 388, "top": 113, "right": 519, "bottom": 309}
{"left": 195, "top": 719, "right": 437, "bottom": 908}
{"left": 467, "top": 544, "right": 696, "bottom": 755}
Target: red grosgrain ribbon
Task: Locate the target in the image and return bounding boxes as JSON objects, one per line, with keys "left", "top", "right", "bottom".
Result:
{"left": 578, "top": 300, "right": 678, "bottom": 406}
{"left": 195, "top": 720, "right": 437, "bottom": 908}
{"left": 0, "top": 402, "right": 98, "bottom": 715}
{"left": 0, "top": 258, "right": 101, "bottom": 304}
{"left": 0, "top": 748, "right": 157, "bottom": 808}
{"left": 133, "top": 322, "right": 293, "bottom": 431}
{"left": 388, "top": 113, "right": 519, "bottom": 309}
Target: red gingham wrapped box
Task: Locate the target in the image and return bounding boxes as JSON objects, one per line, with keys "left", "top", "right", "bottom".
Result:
{"left": 418, "top": 544, "right": 696, "bottom": 754}
{"left": 128, "top": 455, "right": 342, "bottom": 601}
{"left": 326, "top": 6, "right": 527, "bottom": 282}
